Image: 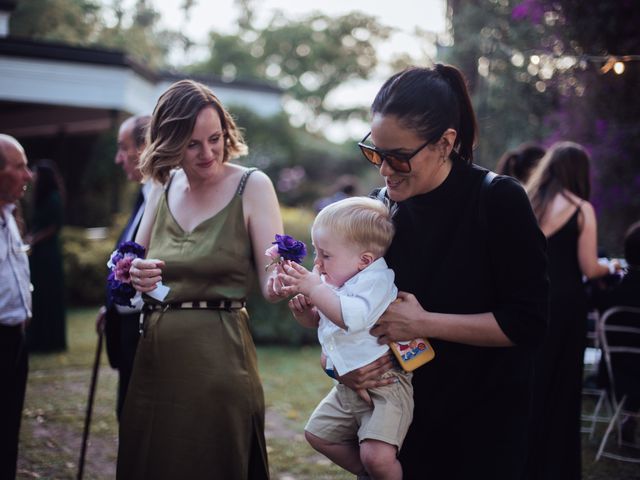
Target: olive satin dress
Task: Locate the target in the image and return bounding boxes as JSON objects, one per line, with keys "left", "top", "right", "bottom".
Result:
{"left": 117, "top": 168, "right": 269, "bottom": 480}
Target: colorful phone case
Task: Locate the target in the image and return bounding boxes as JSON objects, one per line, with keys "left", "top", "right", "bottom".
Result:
{"left": 390, "top": 338, "right": 435, "bottom": 371}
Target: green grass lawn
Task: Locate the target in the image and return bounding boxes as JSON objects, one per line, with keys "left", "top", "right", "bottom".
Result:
{"left": 17, "top": 308, "right": 639, "bottom": 479}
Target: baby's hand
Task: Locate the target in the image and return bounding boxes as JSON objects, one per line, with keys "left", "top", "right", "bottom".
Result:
{"left": 278, "top": 261, "right": 321, "bottom": 297}
{"left": 288, "top": 294, "right": 319, "bottom": 328}
{"left": 288, "top": 293, "right": 312, "bottom": 313}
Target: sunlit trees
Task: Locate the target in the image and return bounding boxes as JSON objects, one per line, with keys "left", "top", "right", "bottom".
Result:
{"left": 189, "top": 5, "right": 392, "bottom": 132}
{"left": 444, "top": 0, "right": 639, "bottom": 252}
{"left": 10, "top": 0, "right": 182, "bottom": 68}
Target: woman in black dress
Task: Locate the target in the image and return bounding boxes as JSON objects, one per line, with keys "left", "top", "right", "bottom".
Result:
{"left": 27, "top": 159, "right": 67, "bottom": 352}
{"left": 340, "top": 64, "right": 549, "bottom": 479}
{"left": 525, "top": 142, "right": 616, "bottom": 479}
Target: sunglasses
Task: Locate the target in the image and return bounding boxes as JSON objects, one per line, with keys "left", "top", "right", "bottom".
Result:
{"left": 358, "top": 132, "right": 431, "bottom": 173}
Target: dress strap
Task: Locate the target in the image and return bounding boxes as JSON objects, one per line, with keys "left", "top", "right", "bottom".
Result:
{"left": 164, "top": 170, "right": 177, "bottom": 193}
{"left": 235, "top": 168, "right": 258, "bottom": 196}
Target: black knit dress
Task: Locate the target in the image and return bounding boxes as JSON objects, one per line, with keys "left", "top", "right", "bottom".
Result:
{"left": 384, "top": 160, "right": 549, "bottom": 480}
{"left": 528, "top": 208, "right": 587, "bottom": 480}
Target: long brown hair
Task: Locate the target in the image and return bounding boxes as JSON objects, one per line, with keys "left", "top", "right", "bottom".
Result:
{"left": 526, "top": 141, "right": 591, "bottom": 223}
{"left": 140, "top": 79, "right": 248, "bottom": 183}
{"left": 496, "top": 142, "right": 546, "bottom": 184}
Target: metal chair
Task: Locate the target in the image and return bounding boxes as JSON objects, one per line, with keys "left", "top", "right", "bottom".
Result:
{"left": 595, "top": 306, "right": 640, "bottom": 463}
{"left": 581, "top": 309, "right": 613, "bottom": 439}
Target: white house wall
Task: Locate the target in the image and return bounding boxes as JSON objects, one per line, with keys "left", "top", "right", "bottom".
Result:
{"left": 155, "top": 80, "right": 283, "bottom": 118}
{"left": 1, "top": 56, "right": 282, "bottom": 118}
{"left": 0, "top": 57, "right": 155, "bottom": 112}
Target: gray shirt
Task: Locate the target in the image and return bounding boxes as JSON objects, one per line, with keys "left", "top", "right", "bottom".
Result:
{"left": 0, "top": 204, "right": 32, "bottom": 326}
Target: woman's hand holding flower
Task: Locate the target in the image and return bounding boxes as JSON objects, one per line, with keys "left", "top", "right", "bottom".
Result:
{"left": 130, "top": 258, "right": 166, "bottom": 293}
{"left": 264, "top": 234, "right": 308, "bottom": 301}
{"left": 266, "top": 263, "right": 287, "bottom": 299}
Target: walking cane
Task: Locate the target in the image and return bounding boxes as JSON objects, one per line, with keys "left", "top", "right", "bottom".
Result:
{"left": 77, "top": 330, "right": 103, "bottom": 480}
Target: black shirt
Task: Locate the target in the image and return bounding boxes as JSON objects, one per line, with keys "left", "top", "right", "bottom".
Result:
{"left": 386, "top": 161, "right": 549, "bottom": 479}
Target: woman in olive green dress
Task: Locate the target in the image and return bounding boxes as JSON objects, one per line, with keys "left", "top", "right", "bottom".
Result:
{"left": 118, "top": 80, "right": 284, "bottom": 479}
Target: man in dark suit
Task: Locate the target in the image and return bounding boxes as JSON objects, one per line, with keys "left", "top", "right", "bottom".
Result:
{"left": 95, "top": 115, "right": 150, "bottom": 420}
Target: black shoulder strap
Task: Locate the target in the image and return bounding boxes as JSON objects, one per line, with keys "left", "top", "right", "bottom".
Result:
{"left": 478, "top": 170, "right": 497, "bottom": 234}
{"left": 375, "top": 186, "right": 398, "bottom": 216}
{"left": 236, "top": 167, "right": 258, "bottom": 196}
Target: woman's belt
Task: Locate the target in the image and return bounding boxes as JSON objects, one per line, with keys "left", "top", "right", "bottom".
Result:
{"left": 143, "top": 299, "right": 246, "bottom": 311}
{"left": 139, "top": 299, "right": 246, "bottom": 336}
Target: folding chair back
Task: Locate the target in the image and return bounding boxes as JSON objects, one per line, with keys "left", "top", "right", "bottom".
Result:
{"left": 596, "top": 306, "right": 640, "bottom": 462}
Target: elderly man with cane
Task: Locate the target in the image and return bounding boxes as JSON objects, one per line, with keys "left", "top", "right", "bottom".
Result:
{"left": 78, "top": 116, "right": 150, "bottom": 479}
{"left": 95, "top": 114, "right": 151, "bottom": 420}
{"left": 0, "top": 134, "right": 33, "bottom": 480}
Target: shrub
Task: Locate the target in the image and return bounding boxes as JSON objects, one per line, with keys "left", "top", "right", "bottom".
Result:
{"left": 62, "top": 215, "right": 125, "bottom": 306}
{"left": 248, "top": 206, "right": 318, "bottom": 345}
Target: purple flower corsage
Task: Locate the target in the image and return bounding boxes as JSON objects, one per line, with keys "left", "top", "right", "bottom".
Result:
{"left": 107, "top": 241, "right": 146, "bottom": 307}
{"left": 265, "top": 234, "right": 307, "bottom": 270}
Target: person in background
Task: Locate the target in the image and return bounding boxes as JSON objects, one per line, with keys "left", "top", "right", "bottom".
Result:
{"left": 120, "top": 80, "right": 283, "bottom": 479}
{"left": 95, "top": 114, "right": 151, "bottom": 421}
{"left": 496, "top": 142, "right": 546, "bottom": 185}
{"left": 280, "top": 196, "right": 411, "bottom": 480}
{"left": 26, "top": 159, "right": 67, "bottom": 352}
{"left": 525, "top": 141, "right": 619, "bottom": 479}
{"left": 313, "top": 174, "right": 360, "bottom": 212}
{"left": 338, "top": 65, "right": 549, "bottom": 479}
{"left": 0, "top": 134, "right": 33, "bottom": 480}
{"left": 594, "top": 220, "right": 640, "bottom": 442}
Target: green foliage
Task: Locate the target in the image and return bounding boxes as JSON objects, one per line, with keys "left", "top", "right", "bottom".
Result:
{"left": 445, "top": 0, "right": 640, "bottom": 252}
{"left": 10, "top": 0, "right": 183, "bottom": 68}
{"left": 248, "top": 206, "right": 318, "bottom": 346}
{"left": 442, "top": 1, "right": 555, "bottom": 166}
{"left": 78, "top": 129, "right": 121, "bottom": 227}
{"left": 10, "top": 0, "right": 102, "bottom": 44}
{"left": 61, "top": 223, "right": 120, "bottom": 306}
{"left": 189, "top": 8, "right": 392, "bottom": 126}
{"left": 94, "top": 0, "right": 185, "bottom": 69}
{"left": 230, "top": 106, "right": 372, "bottom": 207}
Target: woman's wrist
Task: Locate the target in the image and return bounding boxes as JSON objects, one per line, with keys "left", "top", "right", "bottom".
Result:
{"left": 418, "top": 308, "right": 436, "bottom": 339}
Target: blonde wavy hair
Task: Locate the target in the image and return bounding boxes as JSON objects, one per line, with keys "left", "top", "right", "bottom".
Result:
{"left": 313, "top": 197, "right": 395, "bottom": 257}
{"left": 140, "top": 79, "right": 248, "bottom": 183}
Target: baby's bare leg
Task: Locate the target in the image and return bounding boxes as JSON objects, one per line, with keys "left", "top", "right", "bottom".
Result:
{"left": 304, "top": 431, "right": 366, "bottom": 475}
{"left": 360, "top": 439, "right": 402, "bottom": 480}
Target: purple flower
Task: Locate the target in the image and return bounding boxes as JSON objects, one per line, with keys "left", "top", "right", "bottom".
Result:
{"left": 273, "top": 234, "right": 307, "bottom": 263}
{"left": 106, "top": 241, "right": 146, "bottom": 307}
{"left": 108, "top": 277, "right": 137, "bottom": 308}
{"left": 265, "top": 234, "right": 307, "bottom": 270}
{"left": 118, "top": 241, "right": 146, "bottom": 258}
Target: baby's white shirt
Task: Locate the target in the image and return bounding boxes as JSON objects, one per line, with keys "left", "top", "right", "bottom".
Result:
{"left": 318, "top": 257, "right": 398, "bottom": 376}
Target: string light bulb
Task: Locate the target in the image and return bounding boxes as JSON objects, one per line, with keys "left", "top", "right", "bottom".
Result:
{"left": 613, "top": 61, "right": 625, "bottom": 75}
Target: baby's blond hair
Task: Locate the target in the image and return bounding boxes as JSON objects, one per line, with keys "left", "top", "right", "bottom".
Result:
{"left": 312, "top": 196, "right": 395, "bottom": 257}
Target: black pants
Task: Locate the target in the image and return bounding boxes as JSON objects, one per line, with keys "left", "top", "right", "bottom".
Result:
{"left": 0, "top": 324, "right": 28, "bottom": 480}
